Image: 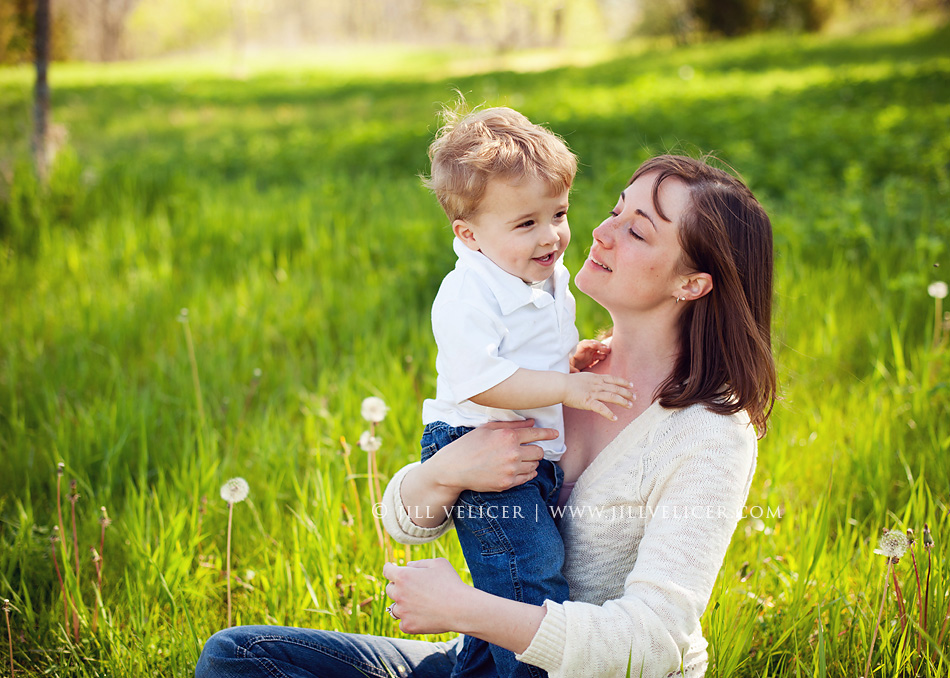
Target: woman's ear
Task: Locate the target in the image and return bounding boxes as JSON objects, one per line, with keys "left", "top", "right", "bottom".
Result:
{"left": 452, "top": 220, "right": 480, "bottom": 251}
{"left": 676, "top": 273, "right": 713, "bottom": 302}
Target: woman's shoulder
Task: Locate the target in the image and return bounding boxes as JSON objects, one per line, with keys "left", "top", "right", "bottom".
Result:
{"left": 649, "top": 402, "right": 757, "bottom": 465}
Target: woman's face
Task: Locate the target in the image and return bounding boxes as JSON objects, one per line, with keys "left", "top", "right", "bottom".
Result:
{"left": 575, "top": 171, "right": 691, "bottom": 313}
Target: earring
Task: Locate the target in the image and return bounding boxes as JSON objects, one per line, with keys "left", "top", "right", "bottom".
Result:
{"left": 676, "top": 296, "right": 685, "bottom": 303}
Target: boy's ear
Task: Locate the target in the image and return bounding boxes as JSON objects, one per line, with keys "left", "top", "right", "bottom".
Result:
{"left": 452, "top": 219, "right": 480, "bottom": 251}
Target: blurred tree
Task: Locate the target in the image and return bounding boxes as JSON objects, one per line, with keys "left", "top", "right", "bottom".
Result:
{"left": 692, "top": 0, "right": 762, "bottom": 35}
{"left": 231, "top": 0, "right": 247, "bottom": 78}
{"left": 32, "top": 0, "right": 50, "bottom": 183}
{"left": 0, "top": 0, "right": 70, "bottom": 64}
{"left": 62, "top": 0, "right": 142, "bottom": 60}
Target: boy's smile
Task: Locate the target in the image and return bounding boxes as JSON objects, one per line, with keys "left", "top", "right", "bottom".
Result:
{"left": 453, "top": 176, "right": 571, "bottom": 284}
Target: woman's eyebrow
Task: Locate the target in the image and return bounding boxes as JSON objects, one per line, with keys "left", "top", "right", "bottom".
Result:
{"left": 634, "top": 208, "right": 658, "bottom": 232}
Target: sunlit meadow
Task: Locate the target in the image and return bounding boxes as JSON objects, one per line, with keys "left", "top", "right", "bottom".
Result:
{"left": 1, "top": 15, "right": 949, "bottom": 677}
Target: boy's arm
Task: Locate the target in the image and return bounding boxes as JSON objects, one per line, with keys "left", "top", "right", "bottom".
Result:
{"left": 469, "top": 368, "right": 635, "bottom": 421}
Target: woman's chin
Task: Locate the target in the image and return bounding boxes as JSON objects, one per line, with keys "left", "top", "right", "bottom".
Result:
{"left": 574, "top": 268, "right": 599, "bottom": 299}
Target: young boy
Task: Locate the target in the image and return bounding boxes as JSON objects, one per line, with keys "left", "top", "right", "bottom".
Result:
{"left": 420, "top": 105, "right": 635, "bottom": 678}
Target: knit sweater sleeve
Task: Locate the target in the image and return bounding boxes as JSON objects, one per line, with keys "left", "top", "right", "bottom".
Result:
{"left": 517, "top": 410, "right": 757, "bottom": 678}
{"left": 380, "top": 462, "right": 455, "bottom": 545}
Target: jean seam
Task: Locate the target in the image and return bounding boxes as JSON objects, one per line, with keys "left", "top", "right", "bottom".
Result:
{"left": 457, "top": 495, "right": 515, "bottom": 557}
{"left": 239, "top": 634, "right": 391, "bottom": 678}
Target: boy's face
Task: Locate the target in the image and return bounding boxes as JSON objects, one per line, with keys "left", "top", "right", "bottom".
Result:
{"left": 454, "top": 175, "right": 571, "bottom": 284}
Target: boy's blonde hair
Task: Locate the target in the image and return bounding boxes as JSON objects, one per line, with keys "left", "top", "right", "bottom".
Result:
{"left": 423, "top": 105, "right": 577, "bottom": 222}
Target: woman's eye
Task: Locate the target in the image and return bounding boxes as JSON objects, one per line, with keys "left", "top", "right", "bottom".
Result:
{"left": 628, "top": 228, "right": 644, "bottom": 241}
{"left": 609, "top": 210, "right": 619, "bottom": 217}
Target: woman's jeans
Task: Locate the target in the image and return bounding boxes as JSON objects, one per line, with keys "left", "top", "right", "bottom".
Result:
{"left": 195, "top": 625, "right": 462, "bottom": 677}
{"left": 419, "top": 422, "right": 569, "bottom": 678}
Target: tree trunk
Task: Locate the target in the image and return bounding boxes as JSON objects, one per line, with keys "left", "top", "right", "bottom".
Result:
{"left": 33, "top": 0, "right": 50, "bottom": 183}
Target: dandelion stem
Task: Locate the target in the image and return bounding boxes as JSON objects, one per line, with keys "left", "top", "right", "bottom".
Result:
{"left": 91, "top": 548, "right": 101, "bottom": 634}
{"left": 51, "top": 529, "right": 69, "bottom": 635}
{"left": 226, "top": 501, "right": 234, "bottom": 627}
{"left": 4, "top": 599, "right": 14, "bottom": 677}
{"left": 369, "top": 423, "right": 394, "bottom": 561}
{"left": 68, "top": 481, "right": 80, "bottom": 643}
{"left": 365, "top": 425, "right": 394, "bottom": 562}
{"left": 865, "top": 559, "right": 892, "bottom": 678}
{"left": 933, "top": 297, "right": 943, "bottom": 349}
{"left": 69, "top": 481, "right": 80, "bottom": 586}
{"left": 180, "top": 312, "right": 206, "bottom": 430}
{"left": 892, "top": 564, "right": 907, "bottom": 635}
{"left": 923, "top": 548, "right": 931, "bottom": 638}
{"left": 937, "top": 578, "right": 950, "bottom": 649}
{"left": 908, "top": 544, "right": 923, "bottom": 654}
{"left": 197, "top": 496, "right": 207, "bottom": 558}
{"left": 365, "top": 445, "right": 386, "bottom": 553}
{"left": 339, "top": 437, "right": 363, "bottom": 527}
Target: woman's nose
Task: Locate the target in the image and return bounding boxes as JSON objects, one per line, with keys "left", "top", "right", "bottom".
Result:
{"left": 593, "top": 220, "right": 613, "bottom": 246}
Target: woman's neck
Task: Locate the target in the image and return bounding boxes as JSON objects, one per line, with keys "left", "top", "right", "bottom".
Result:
{"left": 604, "top": 315, "right": 680, "bottom": 400}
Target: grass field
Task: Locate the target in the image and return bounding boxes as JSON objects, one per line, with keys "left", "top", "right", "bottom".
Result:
{"left": 1, "top": 15, "right": 949, "bottom": 677}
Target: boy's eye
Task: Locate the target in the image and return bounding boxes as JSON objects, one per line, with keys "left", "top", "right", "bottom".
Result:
{"left": 517, "top": 220, "right": 535, "bottom": 228}
{"left": 555, "top": 210, "right": 568, "bottom": 219}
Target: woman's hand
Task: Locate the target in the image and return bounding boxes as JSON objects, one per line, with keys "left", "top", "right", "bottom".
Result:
{"left": 383, "top": 559, "right": 474, "bottom": 635}
{"left": 382, "top": 558, "right": 547, "bottom": 653}
{"left": 432, "top": 419, "right": 558, "bottom": 494}
{"left": 396, "top": 419, "right": 557, "bottom": 529}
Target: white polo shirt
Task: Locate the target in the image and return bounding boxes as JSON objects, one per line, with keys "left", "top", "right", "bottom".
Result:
{"left": 422, "top": 238, "right": 579, "bottom": 461}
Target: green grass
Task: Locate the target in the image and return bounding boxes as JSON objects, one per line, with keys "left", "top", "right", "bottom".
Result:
{"left": 1, "top": 15, "right": 949, "bottom": 677}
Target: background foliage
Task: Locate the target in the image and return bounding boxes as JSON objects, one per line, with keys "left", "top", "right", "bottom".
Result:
{"left": 1, "top": 12, "right": 949, "bottom": 677}
{"left": 1, "top": 0, "right": 947, "bottom": 63}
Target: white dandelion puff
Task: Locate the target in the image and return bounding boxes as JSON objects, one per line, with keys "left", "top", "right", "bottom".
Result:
{"left": 359, "top": 431, "right": 382, "bottom": 453}
{"left": 928, "top": 281, "right": 948, "bottom": 299}
{"left": 874, "top": 530, "right": 908, "bottom": 560}
{"left": 361, "top": 396, "right": 389, "bottom": 423}
{"left": 220, "top": 477, "right": 250, "bottom": 504}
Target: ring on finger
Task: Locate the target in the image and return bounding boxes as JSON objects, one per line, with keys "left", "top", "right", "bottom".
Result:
{"left": 386, "top": 604, "right": 399, "bottom": 621}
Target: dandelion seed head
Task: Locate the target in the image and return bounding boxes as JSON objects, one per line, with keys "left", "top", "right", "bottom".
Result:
{"left": 220, "top": 477, "right": 250, "bottom": 504}
{"left": 361, "top": 396, "right": 389, "bottom": 423}
{"left": 57, "top": 462, "right": 65, "bottom": 476}
{"left": 253, "top": 367, "right": 262, "bottom": 379}
{"left": 874, "top": 530, "right": 908, "bottom": 559}
{"left": 177, "top": 308, "right": 189, "bottom": 322}
{"left": 928, "top": 281, "right": 948, "bottom": 299}
{"left": 359, "top": 431, "right": 382, "bottom": 453}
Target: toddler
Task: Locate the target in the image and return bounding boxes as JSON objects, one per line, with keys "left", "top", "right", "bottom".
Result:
{"left": 420, "top": 105, "right": 634, "bottom": 678}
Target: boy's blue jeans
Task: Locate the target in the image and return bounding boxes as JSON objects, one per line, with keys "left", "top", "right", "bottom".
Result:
{"left": 420, "top": 421, "right": 569, "bottom": 678}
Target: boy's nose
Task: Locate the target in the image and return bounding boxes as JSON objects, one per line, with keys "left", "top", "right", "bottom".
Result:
{"left": 539, "top": 223, "right": 559, "bottom": 245}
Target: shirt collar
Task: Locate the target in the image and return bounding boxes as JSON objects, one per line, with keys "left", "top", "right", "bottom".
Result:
{"left": 453, "top": 238, "right": 562, "bottom": 315}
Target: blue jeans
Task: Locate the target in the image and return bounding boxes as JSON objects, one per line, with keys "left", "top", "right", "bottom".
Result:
{"left": 195, "top": 625, "right": 463, "bottom": 677}
{"left": 420, "top": 422, "right": 568, "bottom": 678}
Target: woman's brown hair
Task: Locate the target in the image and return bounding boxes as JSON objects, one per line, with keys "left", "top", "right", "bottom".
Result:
{"left": 632, "top": 155, "right": 776, "bottom": 436}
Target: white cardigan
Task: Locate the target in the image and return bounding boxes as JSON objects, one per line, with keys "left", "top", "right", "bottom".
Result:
{"left": 381, "top": 400, "right": 758, "bottom": 678}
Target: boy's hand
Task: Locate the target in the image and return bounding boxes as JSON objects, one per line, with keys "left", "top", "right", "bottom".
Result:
{"left": 564, "top": 372, "right": 635, "bottom": 421}
{"left": 570, "top": 340, "right": 610, "bottom": 373}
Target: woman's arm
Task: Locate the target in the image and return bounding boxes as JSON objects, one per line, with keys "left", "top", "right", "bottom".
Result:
{"left": 381, "top": 420, "right": 558, "bottom": 538}
{"left": 386, "top": 409, "right": 759, "bottom": 678}
{"left": 383, "top": 559, "right": 545, "bottom": 654}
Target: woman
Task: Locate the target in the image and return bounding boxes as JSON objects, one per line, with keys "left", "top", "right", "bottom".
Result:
{"left": 195, "top": 154, "right": 776, "bottom": 678}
